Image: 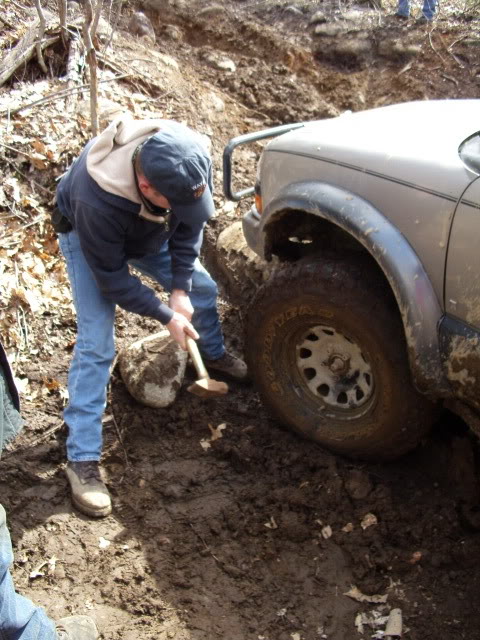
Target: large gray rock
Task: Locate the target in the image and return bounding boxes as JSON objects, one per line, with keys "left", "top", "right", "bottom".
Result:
{"left": 128, "top": 11, "right": 156, "bottom": 42}
{"left": 118, "top": 331, "right": 187, "bottom": 408}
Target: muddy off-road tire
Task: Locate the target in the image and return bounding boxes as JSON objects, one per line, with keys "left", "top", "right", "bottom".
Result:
{"left": 246, "top": 256, "right": 434, "bottom": 460}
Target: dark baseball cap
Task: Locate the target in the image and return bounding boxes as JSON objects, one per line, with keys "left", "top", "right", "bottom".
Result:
{"left": 138, "top": 122, "right": 214, "bottom": 222}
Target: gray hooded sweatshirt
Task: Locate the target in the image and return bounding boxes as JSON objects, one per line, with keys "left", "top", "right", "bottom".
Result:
{"left": 56, "top": 116, "right": 214, "bottom": 325}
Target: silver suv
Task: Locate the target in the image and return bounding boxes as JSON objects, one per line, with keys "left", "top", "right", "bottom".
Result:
{"left": 223, "top": 99, "right": 480, "bottom": 460}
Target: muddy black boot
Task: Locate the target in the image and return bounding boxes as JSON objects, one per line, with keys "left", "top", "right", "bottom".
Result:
{"left": 65, "top": 461, "right": 112, "bottom": 518}
{"left": 56, "top": 615, "right": 99, "bottom": 640}
{"left": 204, "top": 351, "right": 249, "bottom": 382}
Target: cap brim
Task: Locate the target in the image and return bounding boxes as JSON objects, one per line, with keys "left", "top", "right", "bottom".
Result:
{"left": 171, "top": 185, "right": 215, "bottom": 224}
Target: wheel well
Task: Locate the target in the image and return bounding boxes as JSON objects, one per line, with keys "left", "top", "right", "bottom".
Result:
{"left": 265, "top": 209, "right": 366, "bottom": 261}
{"left": 264, "top": 208, "right": 397, "bottom": 305}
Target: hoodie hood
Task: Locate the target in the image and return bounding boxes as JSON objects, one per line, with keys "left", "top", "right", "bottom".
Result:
{"left": 86, "top": 115, "right": 164, "bottom": 217}
{"left": 86, "top": 116, "right": 214, "bottom": 223}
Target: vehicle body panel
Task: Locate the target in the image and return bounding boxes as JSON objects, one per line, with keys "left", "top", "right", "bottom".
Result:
{"left": 267, "top": 100, "right": 479, "bottom": 190}
{"left": 259, "top": 152, "right": 458, "bottom": 300}
{"left": 445, "top": 177, "right": 480, "bottom": 328}
{"left": 256, "top": 100, "right": 479, "bottom": 302}
{"left": 440, "top": 315, "right": 480, "bottom": 410}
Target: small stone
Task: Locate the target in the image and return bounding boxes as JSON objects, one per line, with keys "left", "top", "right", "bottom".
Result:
{"left": 342, "top": 9, "right": 367, "bottom": 21}
{"left": 216, "top": 58, "right": 236, "bottom": 72}
{"left": 314, "top": 23, "right": 345, "bottom": 37}
{"left": 198, "top": 4, "right": 224, "bottom": 18}
{"left": 157, "top": 53, "right": 180, "bottom": 70}
{"left": 310, "top": 10, "right": 327, "bottom": 24}
{"left": 163, "top": 24, "right": 183, "bottom": 41}
{"left": 345, "top": 469, "right": 373, "bottom": 500}
{"left": 162, "top": 484, "right": 184, "bottom": 499}
{"left": 285, "top": 5, "right": 303, "bottom": 16}
{"left": 207, "top": 92, "right": 225, "bottom": 112}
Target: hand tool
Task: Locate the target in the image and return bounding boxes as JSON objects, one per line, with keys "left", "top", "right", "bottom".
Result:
{"left": 186, "top": 336, "right": 229, "bottom": 398}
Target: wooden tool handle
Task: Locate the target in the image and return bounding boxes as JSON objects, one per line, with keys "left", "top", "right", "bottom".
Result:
{"left": 186, "top": 336, "right": 209, "bottom": 380}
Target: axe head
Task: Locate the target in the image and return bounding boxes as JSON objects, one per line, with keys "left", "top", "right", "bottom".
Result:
{"left": 187, "top": 378, "right": 228, "bottom": 398}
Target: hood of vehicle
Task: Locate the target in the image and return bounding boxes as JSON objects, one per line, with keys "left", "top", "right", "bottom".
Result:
{"left": 267, "top": 100, "right": 479, "bottom": 197}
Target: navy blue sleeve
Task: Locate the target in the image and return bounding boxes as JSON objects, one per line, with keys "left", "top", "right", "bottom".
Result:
{"left": 168, "top": 222, "right": 205, "bottom": 292}
{"left": 168, "top": 160, "right": 212, "bottom": 291}
{"left": 73, "top": 202, "right": 174, "bottom": 325}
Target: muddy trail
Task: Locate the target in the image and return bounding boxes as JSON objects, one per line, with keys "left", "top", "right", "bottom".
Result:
{"left": 1, "top": 0, "right": 480, "bottom": 639}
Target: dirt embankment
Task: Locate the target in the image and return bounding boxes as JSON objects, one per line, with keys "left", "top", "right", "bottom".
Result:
{"left": 1, "top": 1, "right": 480, "bottom": 639}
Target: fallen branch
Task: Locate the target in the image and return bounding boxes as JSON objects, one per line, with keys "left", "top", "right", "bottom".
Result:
{"left": 0, "top": 73, "right": 130, "bottom": 115}
{"left": 0, "top": 34, "right": 58, "bottom": 88}
{"left": 7, "top": 0, "right": 32, "bottom": 14}
{"left": 428, "top": 31, "right": 447, "bottom": 65}
{"left": 0, "top": 214, "right": 49, "bottom": 248}
{"left": 448, "top": 51, "right": 466, "bottom": 68}
{"left": 111, "top": 412, "right": 131, "bottom": 470}
{"left": 448, "top": 34, "right": 469, "bottom": 51}
{"left": 2, "top": 424, "right": 62, "bottom": 459}
{"left": 188, "top": 523, "right": 222, "bottom": 564}
{"left": 0, "top": 7, "right": 58, "bottom": 88}
{"left": 0, "top": 15, "right": 17, "bottom": 28}
{"left": 441, "top": 72, "right": 459, "bottom": 87}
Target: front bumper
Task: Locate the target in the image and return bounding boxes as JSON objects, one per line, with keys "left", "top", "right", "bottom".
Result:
{"left": 242, "top": 206, "right": 265, "bottom": 259}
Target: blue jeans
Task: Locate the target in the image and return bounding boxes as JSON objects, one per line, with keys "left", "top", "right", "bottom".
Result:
{"left": 58, "top": 230, "right": 225, "bottom": 462}
{"left": 397, "top": 0, "right": 436, "bottom": 18}
{"left": 0, "top": 505, "right": 57, "bottom": 640}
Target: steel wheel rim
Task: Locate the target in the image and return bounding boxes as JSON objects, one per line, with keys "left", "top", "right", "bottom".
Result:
{"left": 295, "top": 324, "right": 374, "bottom": 410}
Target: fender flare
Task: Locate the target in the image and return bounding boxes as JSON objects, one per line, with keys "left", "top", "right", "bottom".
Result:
{"left": 261, "top": 181, "right": 452, "bottom": 395}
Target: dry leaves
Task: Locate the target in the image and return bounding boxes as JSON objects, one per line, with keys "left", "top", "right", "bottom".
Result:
{"left": 200, "top": 422, "right": 228, "bottom": 450}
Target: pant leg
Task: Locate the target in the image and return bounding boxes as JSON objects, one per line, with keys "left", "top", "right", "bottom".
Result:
{"left": 58, "top": 231, "right": 116, "bottom": 462}
{"left": 422, "top": 0, "right": 436, "bottom": 18}
{"left": 396, "top": 0, "right": 410, "bottom": 15}
{"left": 129, "top": 245, "right": 225, "bottom": 360}
{"left": 0, "top": 505, "right": 57, "bottom": 640}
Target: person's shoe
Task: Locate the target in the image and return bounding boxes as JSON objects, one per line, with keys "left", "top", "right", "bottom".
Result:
{"left": 56, "top": 615, "right": 99, "bottom": 640}
{"left": 204, "top": 351, "right": 249, "bottom": 382}
{"left": 416, "top": 14, "right": 431, "bottom": 23}
{"left": 65, "top": 461, "right": 112, "bottom": 518}
{"left": 393, "top": 12, "right": 409, "bottom": 19}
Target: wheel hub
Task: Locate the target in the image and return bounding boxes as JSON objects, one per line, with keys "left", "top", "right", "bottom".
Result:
{"left": 296, "top": 325, "right": 374, "bottom": 409}
{"left": 326, "top": 354, "right": 350, "bottom": 375}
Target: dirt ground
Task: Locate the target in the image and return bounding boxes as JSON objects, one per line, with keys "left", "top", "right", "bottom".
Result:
{"left": 1, "top": 0, "right": 480, "bottom": 638}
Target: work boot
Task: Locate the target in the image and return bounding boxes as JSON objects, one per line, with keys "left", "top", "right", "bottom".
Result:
{"left": 65, "top": 461, "right": 112, "bottom": 518}
{"left": 204, "top": 351, "right": 249, "bottom": 382}
{"left": 56, "top": 615, "right": 99, "bottom": 640}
